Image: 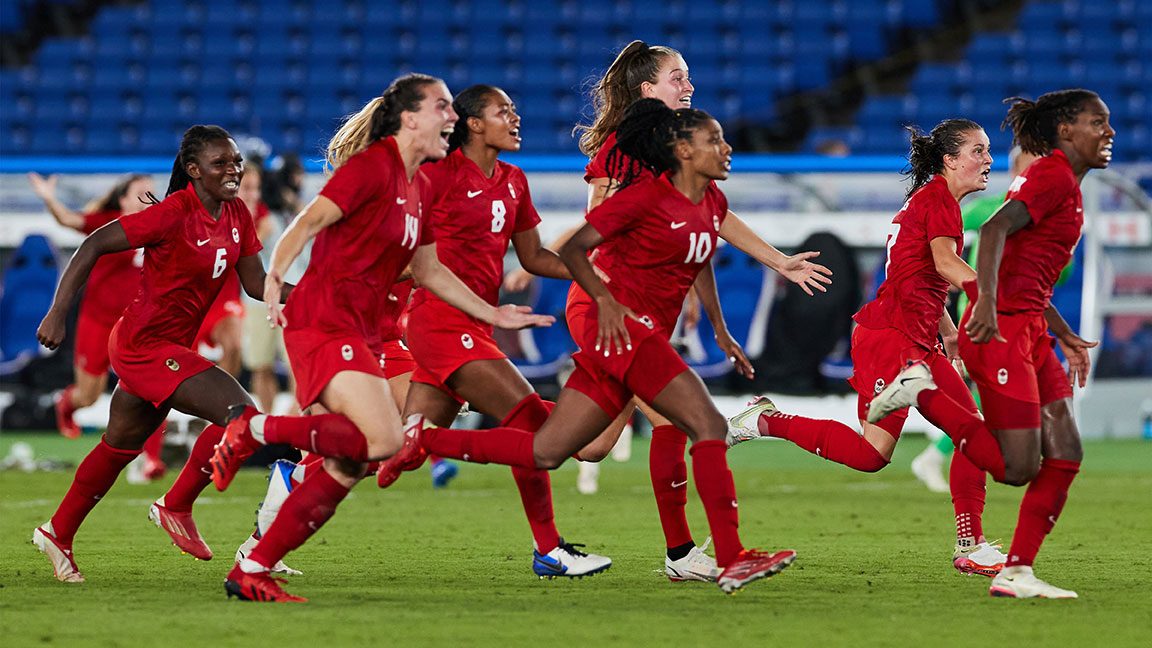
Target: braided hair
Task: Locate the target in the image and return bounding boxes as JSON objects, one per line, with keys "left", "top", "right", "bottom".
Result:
{"left": 604, "top": 98, "right": 711, "bottom": 191}
{"left": 447, "top": 84, "right": 502, "bottom": 153}
{"left": 902, "top": 119, "right": 983, "bottom": 199}
{"left": 326, "top": 73, "right": 441, "bottom": 172}
{"left": 1002, "top": 89, "right": 1100, "bottom": 156}
{"left": 165, "top": 125, "right": 233, "bottom": 197}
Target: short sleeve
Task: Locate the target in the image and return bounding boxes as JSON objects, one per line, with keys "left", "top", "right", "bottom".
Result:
{"left": 320, "top": 151, "right": 385, "bottom": 217}
{"left": 512, "top": 170, "right": 541, "bottom": 233}
{"left": 586, "top": 182, "right": 644, "bottom": 241}
{"left": 1007, "top": 159, "right": 1073, "bottom": 226}
{"left": 584, "top": 146, "right": 610, "bottom": 182}
{"left": 421, "top": 158, "right": 451, "bottom": 208}
{"left": 924, "top": 189, "right": 963, "bottom": 241}
{"left": 81, "top": 210, "right": 119, "bottom": 235}
{"left": 118, "top": 197, "right": 180, "bottom": 248}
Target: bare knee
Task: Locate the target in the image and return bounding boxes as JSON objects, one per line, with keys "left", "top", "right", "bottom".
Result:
{"left": 575, "top": 439, "right": 612, "bottom": 463}
{"left": 534, "top": 451, "right": 566, "bottom": 470}
{"left": 683, "top": 410, "right": 727, "bottom": 444}
{"left": 323, "top": 457, "right": 367, "bottom": 486}
{"left": 1002, "top": 453, "right": 1041, "bottom": 486}
{"left": 366, "top": 430, "right": 402, "bottom": 459}
{"left": 72, "top": 383, "right": 102, "bottom": 408}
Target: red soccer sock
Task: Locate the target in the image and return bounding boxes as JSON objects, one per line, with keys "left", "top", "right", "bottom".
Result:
{"left": 163, "top": 424, "right": 224, "bottom": 512}
{"left": 949, "top": 450, "right": 986, "bottom": 543}
{"left": 142, "top": 424, "right": 165, "bottom": 463}
{"left": 760, "top": 413, "right": 888, "bottom": 472}
{"left": 263, "top": 413, "right": 367, "bottom": 461}
{"left": 649, "top": 425, "right": 693, "bottom": 549}
{"left": 502, "top": 394, "right": 560, "bottom": 553}
{"left": 420, "top": 426, "right": 537, "bottom": 468}
{"left": 60, "top": 384, "right": 78, "bottom": 417}
{"left": 248, "top": 467, "right": 350, "bottom": 569}
{"left": 917, "top": 389, "right": 1006, "bottom": 482}
{"left": 689, "top": 440, "right": 743, "bottom": 567}
{"left": 50, "top": 437, "right": 141, "bottom": 544}
{"left": 1005, "top": 458, "right": 1079, "bottom": 568}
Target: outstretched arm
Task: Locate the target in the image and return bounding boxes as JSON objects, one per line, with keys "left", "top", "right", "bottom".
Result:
{"left": 966, "top": 199, "right": 1031, "bottom": 344}
{"left": 28, "top": 173, "right": 85, "bottom": 230}
{"left": 693, "top": 262, "right": 753, "bottom": 378}
{"left": 718, "top": 211, "right": 832, "bottom": 295}
{"left": 37, "top": 222, "right": 133, "bottom": 349}
{"left": 236, "top": 254, "right": 292, "bottom": 303}
{"left": 264, "top": 195, "right": 343, "bottom": 327}
{"left": 510, "top": 227, "right": 572, "bottom": 280}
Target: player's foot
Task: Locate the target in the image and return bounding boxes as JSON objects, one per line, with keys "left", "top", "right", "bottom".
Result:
{"left": 224, "top": 564, "right": 307, "bottom": 602}
{"left": 911, "top": 446, "right": 949, "bottom": 493}
{"left": 576, "top": 460, "right": 599, "bottom": 495}
{"left": 149, "top": 500, "right": 213, "bottom": 560}
{"left": 866, "top": 360, "right": 936, "bottom": 424}
{"left": 989, "top": 565, "right": 1077, "bottom": 599}
{"left": 210, "top": 404, "right": 263, "bottom": 491}
{"left": 726, "top": 396, "right": 776, "bottom": 447}
{"left": 665, "top": 537, "right": 720, "bottom": 582}
{"left": 954, "top": 540, "right": 1007, "bottom": 577}
{"left": 54, "top": 389, "right": 81, "bottom": 440}
{"left": 255, "top": 459, "right": 297, "bottom": 536}
{"left": 430, "top": 459, "right": 458, "bottom": 489}
{"left": 143, "top": 455, "right": 167, "bottom": 481}
{"left": 235, "top": 534, "right": 302, "bottom": 576}
{"left": 32, "top": 523, "right": 84, "bottom": 583}
{"left": 376, "top": 414, "right": 429, "bottom": 488}
{"left": 717, "top": 548, "right": 796, "bottom": 594}
{"left": 532, "top": 538, "right": 612, "bottom": 579}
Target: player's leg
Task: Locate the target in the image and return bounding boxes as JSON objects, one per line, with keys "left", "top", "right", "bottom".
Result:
{"left": 210, "top": 312, "right": 244, "bottom": 377}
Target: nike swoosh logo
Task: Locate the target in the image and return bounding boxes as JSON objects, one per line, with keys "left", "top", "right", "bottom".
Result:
{"left": 671, "top": 480, "right": 688, "bottom": 488}
{"left": 197, "top": 239, "right": 210, "bottom": 246}
{"left": 396, "top": 197, "right": 406, "bottom": 204}
{"left": 200, "top": 467, "right": 212, "bottom": 476}
{"left": 467, "top": 190, "right": 482, "bottom": 197}
{"left": 670, "top": 222, "right": 687, "bottom": 229}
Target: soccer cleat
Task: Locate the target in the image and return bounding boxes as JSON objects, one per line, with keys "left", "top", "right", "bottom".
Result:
{"left": 954, "top": 540, "right": 1007, "bottom": 578}
{"left": 866, "top": 360, "right": 936, "bottom": 424}
{"left": 255, "top": 460, "right": 297, "bottom": 536}
{"left": 726, "top": 397, "right": 776, "bottom": 447}
{"left": 54, "top": 390, "right": 81, "bottom": 440}
{"left": 911, "top": 446, "right": 949, "bottom": 493}
{"left": 717, "top": 548, "right": 796, "bottom": 594}
{"left": 149, "top": 500, "right": 213, "bottom": 560}
{"left": 142, "top": 455, "right": 167, "bottom": 481}
{"left": 224, "top": 564, "right": 307, "bottom": 602}
{"left": 576, "top": 460, "right": 599, "bottom": 495}
{"left": 376, "top": 414, "right": 429, "bottom": 488}
{"left": 665, "top": 537, "right": 721, "bottom": 582}
{"left": 989, "top": 566, "right": 1077, "bottom": 599}
{"left": 210, "top": 404, "right": 263, "bottom": 491}
{"left": 532, "top": 538, "right": 612, "bottom": 579}
{"left": 430, "top": 459, "right": 458, "bottom": 489}
{"left": 235, "top": 534, "right": 302, "bottom": 576}
{"left": 32, "top": 524, "right": 84, "bottom": 583}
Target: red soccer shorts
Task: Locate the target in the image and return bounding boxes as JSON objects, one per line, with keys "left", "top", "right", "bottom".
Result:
{"left": 193, "top": 298, "right": 244, "bottom": 350}
{"left": 377, "top": 338, "right": 417, "bottom": 380}
{"left": 959, "top": 308, "right": 1072, "bottom": 429}
{"left": 108, "top": 318, "right": 215, "bottom": 407}
{"left": 284, "top": 326, "right": 386, "bottom": 409}
{"left": 74, "top": 311, "right": 117, "bottom": 377}
{"left": 406, "top": 297, "right": 507, "bottom": 396}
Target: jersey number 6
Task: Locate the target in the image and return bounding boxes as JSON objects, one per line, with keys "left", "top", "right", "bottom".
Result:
{"left": 212, "top": 248, "right": 227, "bottom": 279}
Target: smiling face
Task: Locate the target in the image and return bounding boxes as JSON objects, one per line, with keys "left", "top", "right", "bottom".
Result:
{"left": 407, "top": 81, "right": 459, "bottom": 161}
{"left": 473, "top": 89, "right": 522, "bottom": 153}
{"left": 944, "top": 128, "right": 993, "bottom": 196}
{"left": 119, "top": 176, "right": 155, "bottom": 215}
{"left": 187, "top": 138, "right": 243, "bottom": 203}
{"left": 1061, "top": 97, "right": 1114, "bottom": 169}
{"left": 642, "top": 54, "right": 694, "bottom": 110}
{"left": 678, "top": 118, "right": 733, "bottom": 182}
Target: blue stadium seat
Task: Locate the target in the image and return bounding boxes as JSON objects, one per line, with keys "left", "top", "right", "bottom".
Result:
{"left": 0, "top": 235, "right": 60, "bottom": 367}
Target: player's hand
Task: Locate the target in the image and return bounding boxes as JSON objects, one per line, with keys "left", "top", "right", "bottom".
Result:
{"left": 940, "top": 331, "right": 963, "bottom": 374}
{"left": 779, "top": 251, "right": 833, "bottom": 296}
{"left": 264, "top": 269, "right": 288, "bottom": 328}
{"left": 492, "top": 304, "right": 555, "bottom": 330}
{"left": 502, "top": 269, "right": 534, "bottom": 293}
{"left": 27, "top": 172, "right": 57, "bottom": 201}
{"left": 716, "top": 329, "right": 754, "bottom": 379}
{"left": 36, "top": 308, "right": 66, "bottom": 350}
{"left": 595, "top": 295, "right": 637, "bottom": 356}
{"left": 1056, "top": 332, "right": 1098, "bottom": 388}
{"left": 964, "top": 296, "right": 1005, "bottom": 344}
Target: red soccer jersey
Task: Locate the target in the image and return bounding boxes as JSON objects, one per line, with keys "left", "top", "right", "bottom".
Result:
{"left": 116, "top": 184, "right": 261, "bottom": 348}
{"left": 854, "top": 175, "right": 962, "bottom": 349}
{"left": 585, "top": 173, "right": 728, "bottom": 334}
{"left": 79, "top": 210, "right": 144, "bottom": 325}
{"left": 285, "top": 137, "right": 434, "bottom": 347}
{"left": 997, "top": 149, "right": 1083, "bottom": 313}
{"left": 414, "top": 149, "right": 540, "bottom": 309}
{"left": 584, "top": 131, "right": 654, "bottom": 184}
{"left": 379, "top": 279, "right": 414, "bottom": 343}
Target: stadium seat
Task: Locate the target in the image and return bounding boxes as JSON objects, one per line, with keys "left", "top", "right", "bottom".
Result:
{"left": 0, "top": 235, "right": 60, "bottom": 368}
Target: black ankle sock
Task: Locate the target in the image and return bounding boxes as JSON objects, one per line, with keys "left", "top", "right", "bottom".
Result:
{"left": 666, "top": 541, "right": 695, "bottom": 562}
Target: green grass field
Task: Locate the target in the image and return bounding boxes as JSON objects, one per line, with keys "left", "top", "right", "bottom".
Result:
{"left": 2, "top": 432, "right": 1150, "bottom": 647}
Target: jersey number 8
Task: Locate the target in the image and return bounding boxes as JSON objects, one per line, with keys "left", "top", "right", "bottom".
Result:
{"left": 491, "top": 200, "right": 506, "bottom": 233}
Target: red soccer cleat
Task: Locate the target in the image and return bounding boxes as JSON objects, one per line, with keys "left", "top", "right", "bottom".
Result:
{"left": 32, "top": 524, "right": 84, "bottom": 583}
{"left": 225, "top": 564, "right": 307, "bottom": 602}
{"left": 149, "top": 500, "right": 213, "bottom": 560}
{"left": 210, "top": 404, "right": 263, "bottom": 491}
{"left": 54, "top": 388, "right": 81, "bottom": 440}
{"left": 376, "top": 414, "right": 429, "bottom": 488}
{"left": 717, "top": 548, "right": 797, "bottom": 594}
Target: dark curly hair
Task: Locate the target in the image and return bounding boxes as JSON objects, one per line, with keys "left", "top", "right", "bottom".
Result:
{"left": 1002, "top": 89, "right": 1101, "bottom": 156}
{"left": 604, "top": 98, "right": 712, "bottom": 191}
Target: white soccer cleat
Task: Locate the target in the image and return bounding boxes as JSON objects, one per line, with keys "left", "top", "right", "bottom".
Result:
{"left": 256, "top": 460, "right": 297, "bottom": 537}
{"left": 576, "top": 461, "right": 599, "bottom": 495}
{"left": 990, "top": 565, "right": 1077, "bottom": 599}
{"left": 665, "top": 537, "right": 721, "bottom": 582}
{"left": 954, "top": 540, "right": 1007, "bottom": 577}
{"left": 235, "top": 533, "right": 302, "bottom": 576}
{"left": 32, "top": 523, "right": 84, "bottom": 583}
{"left": 866, "top": 361, "right": 936, "bottom": 424}
{"left": 726, "top": 397, "right": 776, "bottom": 447}
{"left": 911, "top": 446, "right": 949, "bottom": 493}
{"left": 532, "top": 539, "right": 612, "bottom": 579}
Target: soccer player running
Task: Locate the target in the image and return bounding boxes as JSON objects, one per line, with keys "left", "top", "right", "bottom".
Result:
{"left": 32, "top": 126, "right": 276, "bottom": 582}
{"left": 209, "top": 74, "right": 552, "bottom": 602}
{"left": 727, "top": 119, "right": 1015, "bottom": 577}
{"left": 381, "top": 99, "right": 800, "bottom": 594}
